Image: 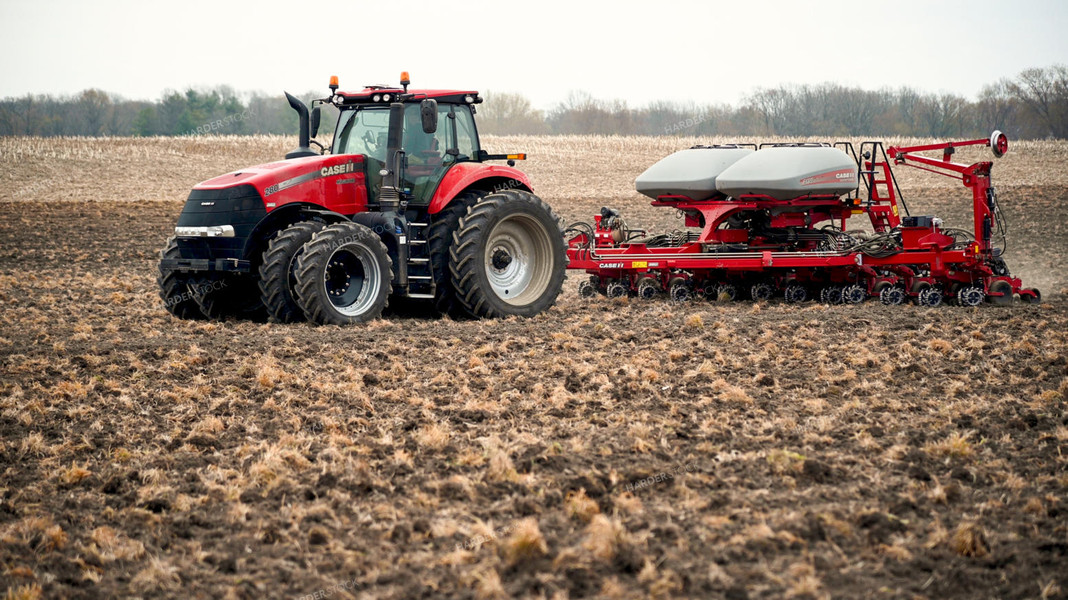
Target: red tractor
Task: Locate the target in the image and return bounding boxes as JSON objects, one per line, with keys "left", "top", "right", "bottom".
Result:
{"left": 158, "top": 73, "right": 566, "bottom": 324}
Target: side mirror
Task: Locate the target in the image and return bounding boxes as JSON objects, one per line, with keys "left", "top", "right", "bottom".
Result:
{"left": 310, "top": 106, "right": 321, "bottom": 139}
{"left": 420, "top": 99, "right": 438, "bottom": 134}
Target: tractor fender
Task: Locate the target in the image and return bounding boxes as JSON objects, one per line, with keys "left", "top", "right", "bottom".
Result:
{"left": 243, "top": 202, "right": 350, "bottom": 260}
{"left": 428, "top": 163, "right": 532, "bottom": 215}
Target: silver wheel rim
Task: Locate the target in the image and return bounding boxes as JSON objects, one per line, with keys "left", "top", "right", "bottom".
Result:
{"left": 484, "top": 215, "right": 553, "bottom": 306}
{"left": 323, "top": 244, "right": 381, "bottom": 317}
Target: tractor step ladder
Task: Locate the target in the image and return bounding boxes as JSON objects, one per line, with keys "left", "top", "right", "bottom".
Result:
{"left": 405, "top": 221, "right": 437, "bottom": 297}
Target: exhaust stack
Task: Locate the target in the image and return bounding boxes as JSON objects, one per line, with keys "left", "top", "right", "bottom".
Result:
{"left": 284, "top": 92, "right": 317, "bottom": 159}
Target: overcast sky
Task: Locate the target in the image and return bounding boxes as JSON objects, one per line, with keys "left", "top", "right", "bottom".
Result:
{"left": 1, "top": 0, "right": 1065, "bottom": 110}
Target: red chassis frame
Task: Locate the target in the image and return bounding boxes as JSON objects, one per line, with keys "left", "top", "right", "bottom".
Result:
{"left": 566, "top": 132, "right": 1040, "bottom": 305}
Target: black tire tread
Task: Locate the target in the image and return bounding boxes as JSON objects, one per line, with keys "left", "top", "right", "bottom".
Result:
{"left": 192, "top": 275, "right": 266, "bottom": 321}
{"left": 157, "top": 236, "right": 206, "bottom": 321}
{"left": 294, "top": 222, "right": 392, "bottom": 325}
{"left": 427, "top": 191, "right": 483, "bottom": 317}
{"left": 258, "top": 221, "right": 325, "bottom": 323}
{"left": 448, "top": 190, "right": 566, "bottom": 319}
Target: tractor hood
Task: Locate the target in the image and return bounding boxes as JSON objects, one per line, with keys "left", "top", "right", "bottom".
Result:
{"left": 192, "top": 154, "right": 368, "bottom": 215}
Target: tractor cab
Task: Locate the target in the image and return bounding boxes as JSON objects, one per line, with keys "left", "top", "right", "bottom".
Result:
{"left": 331, "top": 98, "right": 480, "bottom": 204}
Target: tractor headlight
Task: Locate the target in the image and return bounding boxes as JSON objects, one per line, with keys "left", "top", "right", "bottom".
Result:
{"left": 372, "top": 94, "right": 381, "bottom": 102}
{"left": 175, "top": 225, "right": 235, "bottom": 238}
{"left": 382, "top": 93, "right": 391, "bottom": 102}
{"left": 464, "top": 95, "right": 474, "bottom": 103}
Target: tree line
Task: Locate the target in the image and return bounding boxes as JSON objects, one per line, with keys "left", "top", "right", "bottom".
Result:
{"left": 0, "top": 65, "right": 1064, "bottom": 140}
{"left": 0, "top": 87, "right": 337, "bottom": 137}
{"left": 480, "top": 64, "right": 1067, "bottom": 140}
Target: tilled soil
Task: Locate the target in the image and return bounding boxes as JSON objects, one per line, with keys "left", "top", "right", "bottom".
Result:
{"left": 1, "top": 137, "right": 1066, "bottom": 599}
{"left": 1, "top": 198, "right": 1065, "bottom": 600}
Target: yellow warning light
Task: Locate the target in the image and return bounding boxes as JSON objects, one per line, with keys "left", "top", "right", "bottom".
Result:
{"left": 329, "top": 75, "right": 339, "bottom": 92}
{"left": 506, "top": 154, "right": 527, "bottom": 160}
{"left": 400, "top": 71, "right": 411, "bottom": 86}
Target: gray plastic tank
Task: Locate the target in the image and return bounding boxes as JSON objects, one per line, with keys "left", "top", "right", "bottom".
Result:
{"left": 715, "top": 147, "right": 858, "bottom": 200}
{"left": 635, "top": 147, "right": 754, "bottom": 201}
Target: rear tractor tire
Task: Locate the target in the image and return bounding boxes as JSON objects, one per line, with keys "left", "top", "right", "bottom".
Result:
{"left": 449, "top": 190, "right": 567, "bottom": 318}
{"left": 158, "top": 236, "right": 206, "bottom": 321}
{"left": 428, "top": 191, "right": 483, "bottom": 317}
{"left": 258, "top": 221, "right": 325, "bottom": 323}
{"left": 294, "top": 222, "right": 392, "bottom": 325}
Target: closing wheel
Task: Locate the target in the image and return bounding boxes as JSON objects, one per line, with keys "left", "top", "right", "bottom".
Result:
{"left": 750, "top": 282, "right": 775, "bottom": 301}
{"left": 879, "top": 286, "right": 906, "bottom": 306}
{"left": 1021, "top": 289, "right": 1042, "bottom": 304}
{"left": 987, "top": 280, "right": 1013, "bottom": 306}
{"left": 842, "top": 284, "right": 867, "bottom": 304}
{"left": 783, "top": 284, "right": 807, "bottom": 304}
{"left": 294, "top": 222, "right": 392, "bottom": 325}
{"left": 637, "top": 279, "right": 659, "bottom": 300}
{"left": 917, "top": 286, "right": 944, "bottom": 307}
{"left": 606, "top": 281, "right": 629, "bottom": 298}
{"left": 716, "top": 283, "right": 738, "bottom": 302}
{"left": 957, "top": 286, "right": 985, "bottom": 307}
{"left": 820, "top": 285, "right": 843, "bottom": 305}
{"left": 578, "top": 279, "right": 598, "bottom": 299}
{"left": 259, "top": 221, "right": 325, "bottom": 323}
{"left": 670, "top": 282, "right": 691, "bottom": 303}
{"left": 449, "top": 190, "right": 566, "bottom": 318}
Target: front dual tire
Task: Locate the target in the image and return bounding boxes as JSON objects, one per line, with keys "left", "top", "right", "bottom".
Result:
{"left": 293, "top": 222, "right": 393, "bottom": 325}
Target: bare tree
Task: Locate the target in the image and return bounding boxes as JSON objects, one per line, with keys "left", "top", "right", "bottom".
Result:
{"left": 76, "top": 89, "right": 113, "bottom": 136}
{"left": 1008, "top": 65, "right": 1068, "bottom": 138}
{"left": 477, "top": 91, "right": 549, "bottom": 135}
{"left": 976, "top": 79, "right": 1017, "bottom": 136}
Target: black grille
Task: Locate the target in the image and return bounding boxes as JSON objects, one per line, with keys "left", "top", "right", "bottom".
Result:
{"left": 175, "top": 184, "right": 266, "bottom": 262}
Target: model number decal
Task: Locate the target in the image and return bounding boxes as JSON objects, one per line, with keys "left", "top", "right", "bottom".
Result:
{"left": 265, "top": 162, "right": 356, "bottom": 197}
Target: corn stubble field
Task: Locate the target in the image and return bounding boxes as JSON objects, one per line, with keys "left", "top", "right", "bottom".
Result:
{"left": 0, "top": 135, "right": 1066, "bottom": 599}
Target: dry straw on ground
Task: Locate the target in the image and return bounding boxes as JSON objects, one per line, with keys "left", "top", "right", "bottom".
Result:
{"left": 0, "top": 135, "right": 1065, "bottom": 598}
